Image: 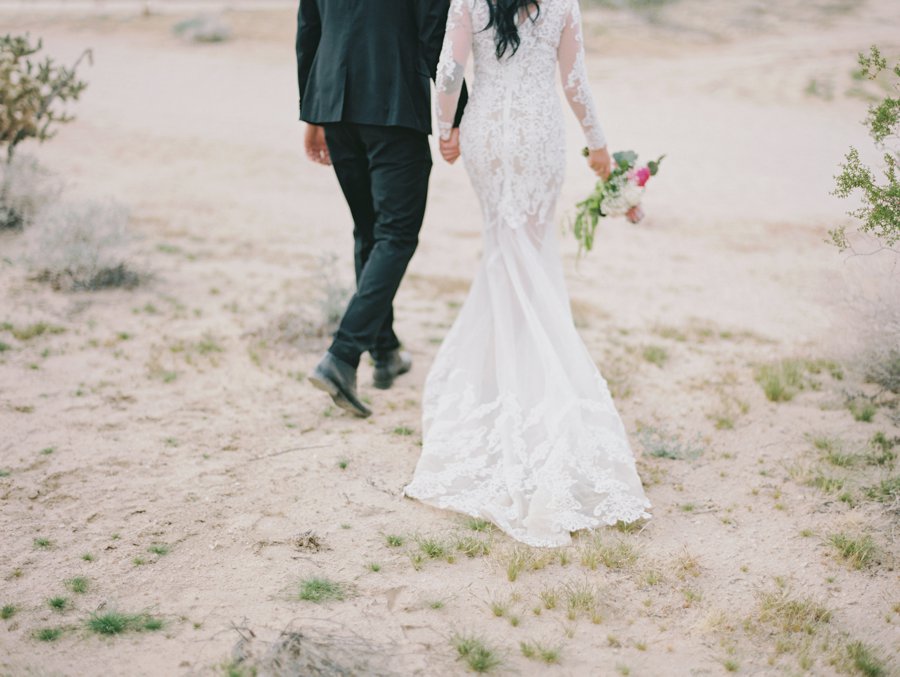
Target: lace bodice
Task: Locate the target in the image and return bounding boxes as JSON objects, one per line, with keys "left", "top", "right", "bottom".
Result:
{"left": 435, "top": 0, "right": 606, "bottom": 150}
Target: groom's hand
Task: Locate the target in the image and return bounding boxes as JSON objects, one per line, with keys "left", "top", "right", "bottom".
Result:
{"left": 304, "top": 124, "right": 331, "bottom": 166}
{"left": 587, "top": 146, "right": 611, "bottom": 181}
{"left": 440, "top": 128, "right": 461, "bottom": 164}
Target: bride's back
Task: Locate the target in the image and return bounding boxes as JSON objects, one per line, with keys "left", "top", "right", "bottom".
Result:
{"left": 466, "top": 0, "right": 571, "bottom": 94}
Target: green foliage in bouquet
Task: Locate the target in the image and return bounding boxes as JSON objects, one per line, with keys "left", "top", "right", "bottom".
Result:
{"left": 573, "top": 149, "right": 664, "bottom": 254}
{"left": 0, "top": 34, "right": 91, "bottom": 163}
{"left": 831, "top": 46, "right": 899, "bottom": 251}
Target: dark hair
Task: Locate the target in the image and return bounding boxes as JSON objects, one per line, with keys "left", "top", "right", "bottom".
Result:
{"left": 484, "top": 0, "right": 541, "bottom": 59}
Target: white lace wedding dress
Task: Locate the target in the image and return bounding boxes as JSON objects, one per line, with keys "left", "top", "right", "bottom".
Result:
{"left": 402, "top": 0, "right": 652, "bottom": 547}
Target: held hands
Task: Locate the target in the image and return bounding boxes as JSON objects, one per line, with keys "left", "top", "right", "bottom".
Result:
{"left": 587, "top": 146, "right": 611, "bottom": 181}
{"left": 305, "top": 124, "right": 331, "bottom": 166}
{"left": 440, "top": 128, "right": 461, "bottom": 164}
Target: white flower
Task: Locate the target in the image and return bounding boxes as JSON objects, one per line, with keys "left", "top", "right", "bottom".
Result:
{"left": 622, "top": 181, "right": 644, "bottom": 208}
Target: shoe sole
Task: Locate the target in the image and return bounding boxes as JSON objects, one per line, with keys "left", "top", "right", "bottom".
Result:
{"left": 309, "top": 374, "right": 371, "bottom": 418}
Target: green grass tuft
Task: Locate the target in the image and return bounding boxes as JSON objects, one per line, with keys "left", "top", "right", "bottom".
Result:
{"left": 848, "top": 398, "right": 877, "bottom": 422}
{"left": 35, "top": 627, "right": 63, "bottom": 642}
{"left": 298, "top": 577, "right": 345, "bottom": 603}
{"left": 66, "top": 577, "right": 89, "bottom": 594}
{"left": 385, "top": 534, "right": 404, "bottom": 547}
{"left": 828, "top": 533, "right": 878, "bottom": 569}
{"left": 451, "top": 633, "right": 502, "bottom": 673}
{"left": 755, "top": 359, "right": 807, "bottom": 402}
{"left": 864, "top": 475, "right": 900, "bottom": 503}
{"left": 845, "top": 640, "right": 887, "bottom": 677}
{"left": 87, "top": 611, "right": 163, "bottom": 636}
{"left": 88, "top": 612, "right": 128, "bottom": 635}
{"left": 466, "top": 517, "right": 493, "bottom": 532}
{"left": 642, "top": 345, "right": 668, "bottom": 367}
{"left": 1, "top": 604, "right": 16, "bottom": 620}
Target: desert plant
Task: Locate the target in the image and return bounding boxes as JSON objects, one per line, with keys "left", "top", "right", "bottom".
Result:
{"left": 0, "top": 34, "right": 90, "bottom": 163}
{"left": 0, "top": 154, "right": 61, "bottom": 230}
{"left": 25, "top": 199, "right": 139, "bottom": 291}
{"left": 831, "top": 46, "right": 899, "bottom": 252}
{"left": 298, "top": 577, "right": 345, "bottom": 603}
{"left": 173, "top": 15, "right": 232, "bottom": 43}
{"left": 451, "top": 633, "right": 502, "bottom": 673}
{"left": 87, "top": 611, "right": 162, "bottom": 635}
{"left": 828, "top": 532, "right": 878, "bottom": 569}
{"left": 638, "top": 425, "right": 704, "bottom": 460}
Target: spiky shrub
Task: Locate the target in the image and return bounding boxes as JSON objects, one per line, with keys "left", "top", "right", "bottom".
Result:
{"left": 0, "top": 34, "right": 90, "bottom": 163}
{"left": 26, "top": 199, "right": 140, "bottom": 291}
{"left": 831, "top": 46, "right": 899, "bottom": 251}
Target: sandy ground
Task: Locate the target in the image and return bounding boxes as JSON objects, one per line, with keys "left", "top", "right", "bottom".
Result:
{"left": 1, "top": 1, "right": 899, "bottom": 675}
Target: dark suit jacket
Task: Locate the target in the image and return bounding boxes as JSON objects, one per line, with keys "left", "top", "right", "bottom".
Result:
{"left": 296, "top": 0, "right": 467, "bottom": 135}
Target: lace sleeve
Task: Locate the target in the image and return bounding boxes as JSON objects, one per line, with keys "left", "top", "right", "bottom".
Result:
{"left": 435, "top": 0, "right": 473, "bottom": 141}
{"left": 558, "top": 0, "right": 606, "bottom": 150}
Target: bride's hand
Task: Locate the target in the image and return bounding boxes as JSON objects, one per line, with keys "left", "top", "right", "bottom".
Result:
{"left": 440, "top": 128, "right": 461, "bottom": 164}
{"left": 587, "top": 146, "right": 611, "bottom": 181}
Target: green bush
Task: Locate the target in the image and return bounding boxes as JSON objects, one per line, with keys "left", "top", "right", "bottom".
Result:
{"left": 831, "top": 46, "right": 899, "bottom": 251}
{"left": 0, "top": 34, "right": 90, "bottom": 162}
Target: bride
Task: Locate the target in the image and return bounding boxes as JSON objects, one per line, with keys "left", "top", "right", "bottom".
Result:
{"left": 403, "top": 0, "right": 652, "bottom": 547}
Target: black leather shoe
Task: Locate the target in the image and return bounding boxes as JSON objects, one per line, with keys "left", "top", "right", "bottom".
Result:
{"left": 373, "top": 349, "right": 412, "bottom": 390}
{"left": 309, "top": 352, "right": 372, "bottom": 418}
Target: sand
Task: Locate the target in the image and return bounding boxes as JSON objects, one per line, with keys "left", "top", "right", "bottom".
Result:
{"left": 1, "top": 1, "right": 898, "bottom": 675}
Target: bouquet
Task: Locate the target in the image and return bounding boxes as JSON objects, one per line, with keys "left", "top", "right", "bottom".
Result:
{"left": 573, "top": 149, "right": 664, "bottom": 253}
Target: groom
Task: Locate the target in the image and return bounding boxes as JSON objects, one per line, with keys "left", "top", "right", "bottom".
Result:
{"left": 296, "top": 0, "right": 467, "bottom": 418}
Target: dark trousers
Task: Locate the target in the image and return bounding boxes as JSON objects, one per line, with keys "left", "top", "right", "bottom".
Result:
{"left": 323, "top": 122, "right": 432, "bottom": 369}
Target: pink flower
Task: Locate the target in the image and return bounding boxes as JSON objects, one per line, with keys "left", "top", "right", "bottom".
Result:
{"left": 634, "top": 167, "right": 651, "bottom": 187}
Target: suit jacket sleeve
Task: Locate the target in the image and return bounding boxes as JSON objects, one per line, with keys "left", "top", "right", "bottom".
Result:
{"left": 416, "top": 0, "right": 468, "bottom": 129}
{"left": 296, "top": 0, "right": 322, "bottom": 120}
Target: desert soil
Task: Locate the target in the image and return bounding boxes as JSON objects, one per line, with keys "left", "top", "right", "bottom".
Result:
{"left": 1, "top": 1, "right": 899, "bottom": 675}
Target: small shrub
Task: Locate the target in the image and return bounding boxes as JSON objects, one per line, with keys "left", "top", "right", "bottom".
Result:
{"left": 418, "top": 537, "right": 451, "bottom": 561}
{"left": 385, "top": 534, "right": 404, "bottom": 547}
{"left": 755, "top": 359, "right": 806, "bottom": 402}
{"left": 845, "top": 640, "right": 888, "bottom": 677}
{"left": 638, "top": 426, "right": 704, "bottom": 460}
{"left": 848, "top": 397, "right": 877, "bottom": 422}
{"left": 0, "top": 155, "right": 62, "bottom": 231}
{"left": 451, "top": 633, "right": 501, "bottom": 673}
{"left": 642, "top": 345, "right": 668, "bottom": 367}
{"left": 87, "top": 611, "right": 162, "bottom": 635}
{"left": 829, "top": 532, "right": 878, "bottom": 569}
{"left": 173, "top": 15, "right": 232, "bottom": 43}
{"left": 1, "top": 604, "right": 15, "bottom": 619}
{"left": 865, "top": 349, "right": 900, "bottom": 394}
{"left": 35, "top": 627, "right": 62, "bottom": 641}
{"left": 466, "top": 517, "right": 493, "bottom": 532}
{"left": 65, "top": 577, "right": 89, "bottom": 594}
{"left": 26, "top": 199, "right": 140, "bottom": 291}
{"left": 757, "top": 588, "right": 831, "bottom": 635}
{"left": 520, "top": 640, "right": 561, "bottom": 664}
{"left": 866, "top": 432, "right": 897, "bottom": 465}
{"left": 864, "top": 475, "right": 900, "bottom": 503}
{"left": 298, "top": 577, "right": 345, "bottom": 603}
